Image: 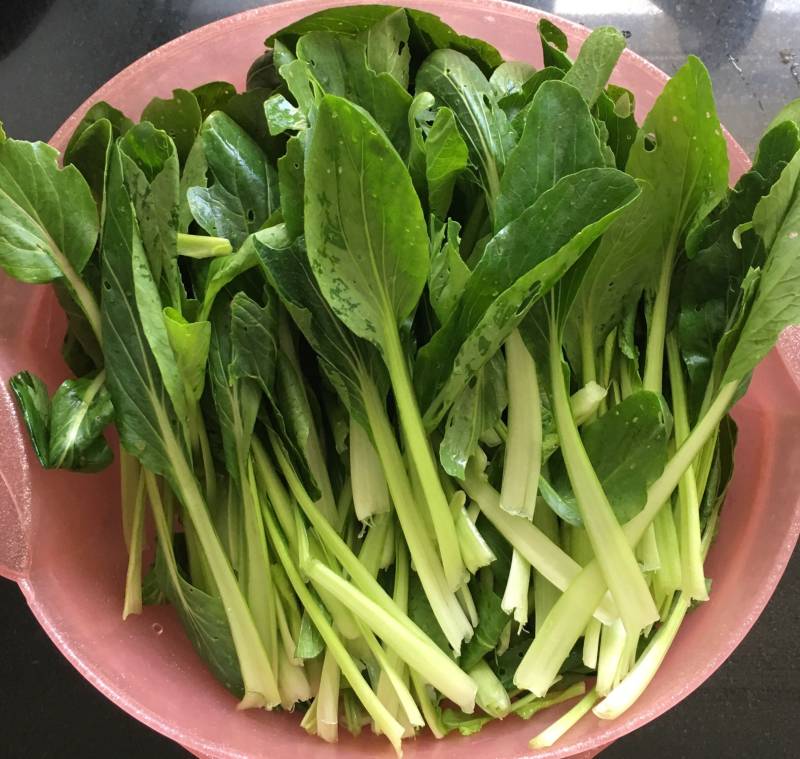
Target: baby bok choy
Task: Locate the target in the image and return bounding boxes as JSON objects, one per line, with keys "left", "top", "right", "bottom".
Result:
{"left": 2, "top": 5, "right": 800, "bottom": 754}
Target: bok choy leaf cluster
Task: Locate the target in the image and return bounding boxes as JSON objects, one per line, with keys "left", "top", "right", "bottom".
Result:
{"left": 3, "top": 5, "right": 800, "bottom": 752}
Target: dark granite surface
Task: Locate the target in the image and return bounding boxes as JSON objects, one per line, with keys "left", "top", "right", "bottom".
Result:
{"left": 1, "top": 1, "right": 798, "bottom": 757}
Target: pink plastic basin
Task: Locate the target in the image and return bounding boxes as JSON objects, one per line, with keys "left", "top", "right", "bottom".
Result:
{"left": 1, "top": 1, "right": 799, "bottom": 757}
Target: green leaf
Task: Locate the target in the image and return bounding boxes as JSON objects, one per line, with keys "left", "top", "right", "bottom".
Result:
{"left": 187, "top": 111, "right": 279, "bottom": 249}
{"left": 163, "top": 308, "right": 212, "bottom": 403}
{"left": 429, "top": 218, "right": 468, "bottom": 324}
{"left": 700, "top": 414, "right": 737, "bottom": 526}
{"left": 63, "top": 118, "right": 113, "bottom": 206}
{"left": 502, "top": 67, "right": 565, "bottom": 128}
{"left": 440, "top": 354, "right": 507, "bottom": 479}
{"left": 626, "top": 56, "right": 729, "bottom": 256}
{"left": 277, "top": 133, "right": 305, "bottom": 240}
{"left": 101, "top": 146, "right": 174, "bottom": 475}
{"left": 220, "top": 88, "right": 285, "bottom": 160}
{"left": 178, "top": 136, "right": 209, "bottom": 233}
{"left": 208, "top": 297, "right": 260, "bottom": 481}
{"left": 562, "top": 27, "right": 625, "bottom": 107}
{"left": 229, "top": 290, "right": 279, "bottom": 391}
{"left": 492, "top": 631, "right": 535, "bottom": 689}
{"left": 295, "top": 609, "right": 326, "bottom": 659}
{"left": 269, "top": 5, "right": 501, "bottom": 74}
{"left": 118, "top": 122, "right": 182, "bottom": 307}
{"left": 538, "top": 19, "right": 572, "bottom": 71}
{"left": 496, "top": 80, "right": 605, "bottom": 231}
{"left": 133, "top": 257, "right": 188, "bottom": 430}
{"left": 254, "top": 224, "right": 384, "bottom": 428}
{"left": 416, "top": 49, "right": 511, "bottom": 207}
{"left": 765, "top": 97, "right": 800, "bottom": 133}
{"left": 407, "top": 574, "right": 452, "bottom": 655}
{"left": 406, "top": 91, "right": 434, "bottom": 199}
{"left": 567, "top": 57, "right": 729, "bottom": 367}
{"left": 679, "top": 121, "right": 799, "bottom": 414}
{"left": 246, "top": 50, "right": 282, "bottom": 92}
{"left": 277, "top": 59, "right": 321, "bottom": 119}
{"left": 199, "top": 234, "right": 261, "bottom": 321}
{"left": 406, "top": 8, "right": 502, "bottom": 75}
{"left": 596, "top": 84, "right": 638, "bottom": 169}
{"left": 9, "top": 371, "right": 51, "bottom": 468}
{"left": 0, "top": 138, "right": 98, "bottom": 283}
{"left": 267, "top": 5, "right": 399, "bottom": 46}
{"left": 460, "top": 581, "right": 509, "bottom": 671}
{"left": 141, "top": 88, "right": 203, "bottom": 164}
{"left": 54, "top": 261, "right": 104, "bottom": 374}
{"left": 295, "top": 31, "right": 413, "bottom": 154}
{"left": 549, "top": 391, "right": 669, "bottom": 523}
{"left": 538, "top": 474, "right": 580, "bottom": 527}
{"left": 724, "top": 147, "right": 800, "bottom": 383}
{"left": 357, "top": 8, "right": 411, "bottom": 89}
{"left": 151, "top": 542, "right": 244, "bottom": 697}
{"left": 264, "top": 93, "right": 308, "bottom": 135}
{"left": 417, "top": 168, "right": 641, "bottom": 428}
{"left": 304, "top": 95, "right": 429, "bottom": 348}
{"left": 64, "top": 101, "right": 133, "bottom": 161}
{"left": 425, "top": 107, "right": 469, "bottom": 219}
{"left": 228, "top": 287, "right": 319, "bottom": 498}
{"left": 490, "top": 61, "right": 537, "bottom": 99}
{"left": 192, "top": 81, "right": 236, "bottom": 118}
{"left": 440, "top": 709, "right": 491, "bottom": 736}
{"left": 48, "top": 374, "right": 114, "bottom": 472}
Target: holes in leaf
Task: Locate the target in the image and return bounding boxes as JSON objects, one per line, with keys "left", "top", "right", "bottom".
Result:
{"left": 247, "top": 209, "right": 256, "bottom": 223}
{"left": 644, "top": 132, "right": 657, "bottom": 152}
{"left": 103, "top": 280, "right": 112, "bottom": 291}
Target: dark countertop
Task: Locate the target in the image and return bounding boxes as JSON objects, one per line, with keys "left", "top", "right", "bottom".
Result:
{"left": 1, "top": 1, "right": 798, "bottom": 757}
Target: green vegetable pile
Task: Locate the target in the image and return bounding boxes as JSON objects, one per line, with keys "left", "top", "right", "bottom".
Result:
{"left": 3, "top": 4, "right": 800, "bottom": 751}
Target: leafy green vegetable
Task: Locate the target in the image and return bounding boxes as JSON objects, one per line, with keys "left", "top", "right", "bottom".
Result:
{"left": 305, "top": 95, "right": 427, "bottom": 345}
{"left": 6, "top": 7, "right": 800, "bottom": 751}
{"left": 295, "top": 30, "right": 412, "bottom": 153}
{"left": 495, "top": 80, "right": 605, "bottom": 231}
{"left": 416, "top": 49, "right": 511, "bottom": 209}
{"left": 141, "top": 88, "right": 202, "bottom": 164}
{"left": 188, "top": 111, "right": 279, "bottom": 249}
{"left": 9, "top": 371, "right": 52, "bottom": 467}
{"left": 724, "top": 145, "right": 800, "bottom": 383}
{"left": 119, "top": 122, "right": 182, "bottom": 306}
{"left": 440, "top": 354, "right": 507, "bottom": 479}
{"left": 277, "top": 132, "right": 306, "bottom": 240}
{"left": 417, "top": 167, "right": 640, "bottom": 428}
{"left": 562, "top": 27, "right": 625, "bottom": 107}
{"left": 548, "top": 391, "right": 669, "bottom": 524}
{"left": 192, "top": 81, "right": 237, "bottom": 118}
{"left": 48, "top": 374, "right": 114, "bottom": 471}
{"left": 460, "top": 581, "right": 509, "bottom": 670}
{"left": 425, "top": 107, "right": 469, "bottom": 219}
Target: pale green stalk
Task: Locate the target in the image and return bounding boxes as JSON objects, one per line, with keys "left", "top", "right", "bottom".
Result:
{"left": 122, "top": 465, "right": 146, "bottom": 619}
{"left": 529, "top": 689, "right": 600, "bottom": 748}
{"left": 667, "top": 333, "right": 709, "bottom": 600}
{"left": 549, "top": 316, "right": 657, "bottom": 636}
{"left": 382, "top": 324, "right": 465, "bottom": 590}
{"left": 463, "top": 466, "right": 617, "bottom": 625}
{"left": 500, "top": 328, "right": 542, "bottom": 518}
{"left": 261, "top": 500, "right": 404, "bottom": 752}
{"left": 303, "top": 558, "right": 478, "bottom": 713}
{"left": 515, "top": 381, "right": 738, "bottom": 696}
